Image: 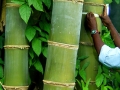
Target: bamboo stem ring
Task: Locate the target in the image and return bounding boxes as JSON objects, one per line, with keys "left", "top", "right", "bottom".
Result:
{"left": 80, "top": 41, "right": 94, "bottom": 46}
{"left": 48, "top": 40, "right": 79, "bottom": 50}
{"left": 4, "top": 45, "right": 30, "bottom": 49}
{"left": 6, "top": 3, "right": 21, "bottom": 7}
{"left": 3, "top": 85, "right": 29, "bottom": 90}
{"left": 43, "top": 80, "right": 75, "bottom": 87}
{"left": 84, "top": 2, "right": 105, "bottom": 7}
{"left": 53, "top": 0, "right": 84, "bottom": 3}
{"left": 0, "top": 82, "right": 28, "bottom": 90}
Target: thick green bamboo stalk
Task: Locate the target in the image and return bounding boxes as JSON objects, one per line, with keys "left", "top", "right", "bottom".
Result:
{"left": 43, "top": 0, "right": 83, "bottom": 90}
{"left": 77, "top": 0, "right": 104, "bottom": 89}
{"left": 3, "top": 0, "right": 29, "bottom": 89}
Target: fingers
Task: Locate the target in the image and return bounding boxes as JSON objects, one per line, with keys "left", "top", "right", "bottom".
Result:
{"left": 87, "top": 12, "right": 94, "bottom": 18}
{"left": 103, "top": 5, "right": 107, "bottom": 16}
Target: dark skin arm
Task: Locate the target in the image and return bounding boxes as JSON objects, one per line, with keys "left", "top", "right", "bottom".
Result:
{"left": 86, "top": 6, "right": 120, "bottom": 54}
{"left": 99, "top": 6, "right": 120, "bottom": 47}
{"left": 86, "top": 12, "right": 104, "bottom": 54}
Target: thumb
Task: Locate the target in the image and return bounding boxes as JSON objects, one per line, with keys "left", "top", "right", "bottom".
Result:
{"left": 103, "top": 5, "right": 107, "bottom": 16}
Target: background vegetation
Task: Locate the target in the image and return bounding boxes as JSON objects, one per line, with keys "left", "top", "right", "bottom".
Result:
{"left": 0, "top": 0, "right": 120, "bottom": 90}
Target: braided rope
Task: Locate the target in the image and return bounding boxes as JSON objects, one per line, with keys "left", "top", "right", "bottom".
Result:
{"left": 0, "top": 82, "right": 28, "bottom": 90}
{"left": 43, "top": 80, "right": 75, "bottom": 87}
{"left": 6, "top": 3, "right": 21, "bottom": 7}
{"left": 53, "top": 0, "right": 84, "bottom": 3}
{"left": 4, "top": 45, "right": 30, "bottom": 49}
{"left": 3, "top": 85, "right": 28, "bottom": 90}
{"left": 48, "top": 40, "right": 79, "bottom": 50}
{"left": 80, "top": 41, "right": 94, "bottom": 46}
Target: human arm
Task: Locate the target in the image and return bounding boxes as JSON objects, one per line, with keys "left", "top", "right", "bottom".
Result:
{"left": 99, "top": 6, "right": 120, "bottom": 48}
{"left": 85, "top": 12, "right": 104, "bottom": 54}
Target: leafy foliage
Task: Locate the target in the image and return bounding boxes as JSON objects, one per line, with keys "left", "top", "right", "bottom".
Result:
{"left": 0, "top": 32, "right": 4, "bottom": 90}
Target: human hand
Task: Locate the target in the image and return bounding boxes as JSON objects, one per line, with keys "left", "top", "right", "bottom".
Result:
{"left": 85, "top": 12, "right": 97, "bottom": 31}
{"left": 99, "top": 5, "right": 112, "bottom": 27}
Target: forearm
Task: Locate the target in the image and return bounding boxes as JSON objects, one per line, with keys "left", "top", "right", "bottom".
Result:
{"left": 107, "top": 23, "right": 120, "bottom": 47}
{"left": 91, "top": 33, "right": 104, "bottom": 54}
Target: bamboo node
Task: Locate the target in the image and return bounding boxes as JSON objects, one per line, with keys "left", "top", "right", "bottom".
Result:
{"left": 48, "top": 40, "right": 79, "bottom": 50}
{"left": 3, "top": 85, "right": 29, "bottom": 90}
{"left": 53, "top": 0, "right": 84, "bottom": 3}
{"left": 0, "top": 82, "right": 29, "bottom": 90}
{"left": 43, "top": 80, "right": 75, "bottom": 87}
{"left": 6, "top": 3, "right": 21, "bottom": 7}
{"left": 4, "top": 45, "right": 30, "bottom": 49}
{"left": 84, "top": 2, "right": 105, "bottom": 7}
{"left": 80, "top": 41, "right": 94, "bottom": 46}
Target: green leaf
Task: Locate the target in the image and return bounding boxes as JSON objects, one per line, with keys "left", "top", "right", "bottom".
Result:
{"left": 28, "top": 0, "right": 33, "bottom": 6}
{"left": 25, "top": 26, "right": 36, "bottom": 42}
{"left": 29, "top": 58, "right": 33, "bottom": 67}
{"left": 76, "top": 79, "right": 81, "bottom": 87}
{"left": 97, "top": 65, "right": 102, "bottom": 75}
{"left": 39, "top": 37, "right": 47, "bottom": 42}
{"left": 32, "top": 38, "right": 42, "bottom": 56}
{"left": 75, "top": 70, "right": 78, "bottom": 77}
{"left": 77, "top": 56, "right": 88, "bottom": 61}
{"left": 0, "top": 65, "right": 3, "bottom": 79}
{"left": 76, "top": 59, "right": 80, "bottom": 70}
{"left": 81, "top": 80, "right": 89, "bottom": 90}
{"left": 29, "top": 48, "right": 34, "bottom": 59}
{"left": 96, "top": 74, "right": 104, "bottom": 87}
{"left": 40, "top": 31, "right": 49, "bottom": 39}
{"left": 104, "top": 0, "right": 112, "bottom": 4}
{"left": 0, "top": 58, "right": 3, "bottom": 65}
{"left": 103, "top": 77, "right": 107, "bottom": 85}
{"left": 42, "top": 47, "right": 48, "bottom": 58}
{"left": 115, "top": 0, "right": 120, "bottom": 4}
{"left": 28, "top": 0, "right": 43, "bottom": 11}
{"left": 102, "top": 65, "right": 109, "bottom": 73}
{"left": 79, "top": 69, "right": 86, "bottom": 81}
{"left": 44, "top": 23, "right": 50, "bottom": 34}
{"left": 11, "top": 0, "right": 25, "bottom": 5}
{"left": 0, "top": 84, "right": 3, "bottom": 90}
{"left": 105, "top": 86, "right": 113, "bottom": 90}
{"left": 19, "top": 4, "right": 32, "bottom": 23}
{"left": 0, "top": 36, "right": 4, "bottom": 49}
{"left": 82, "top": 62, "right": 89, "bottom": 70}
{"left": 33, "top": 26, "right": 41, "bottom": 32}
{"left": 39, "top": 22, "right": 50, "bottom": 34}
{"left": 33, "top": 60, "right": 43, "bottom": 74}
{"left": 115, "top": 72, "right": 120, "bottom": 83}
{"left": 86, "top": 78, "right": 91, "bottom": 87}
{"left": 42, "top": 0, "right": 51, "bottom": 8}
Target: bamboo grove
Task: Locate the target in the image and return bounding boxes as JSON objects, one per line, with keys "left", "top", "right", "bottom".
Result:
{"left": 0, "top": 0, "right": 120, "bottom": 90}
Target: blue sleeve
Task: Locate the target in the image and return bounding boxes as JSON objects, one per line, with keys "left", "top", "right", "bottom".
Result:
{"left": 99, "top": 45, "right": 120, "bottom": 68}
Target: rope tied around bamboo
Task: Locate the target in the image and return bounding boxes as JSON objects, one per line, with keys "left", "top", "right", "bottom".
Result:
{"left": 3, "top": 85, "right": 29, "bottom": 90}
{"left": 6, "top": 3, "right": 21, "bottom": 7}
{"left": 53, "top": 0, "right": 84, "bottom": 3}
{"left": 4, "top": 45, "right": 30, "bottom": 49}
{"left": 84, "top": 2, "right": 105, "bottom": 7}
{"left": 48, "top": 40, "right": 79, "bottom": 50}
{"left": 80, "top": 41, "right": 94, "bottom": 46}
{"left": 43, "top": 80, "right": 75, "bottom": 87}
{"left": 0, "top": 82, "right": 28, "bottom": 90}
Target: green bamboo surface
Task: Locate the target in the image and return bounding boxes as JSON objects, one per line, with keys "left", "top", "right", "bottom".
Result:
{"left": 77, "top": 0, "right": 104, "bottom": 89}
{"left": 43, "top": 1, "right": 83, "bottom": 90}
{"left": 4, "top": 0, "right": 29, "bottom": 88}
